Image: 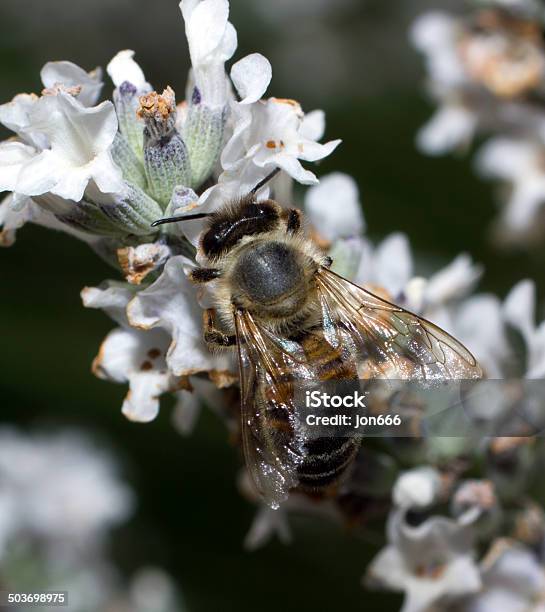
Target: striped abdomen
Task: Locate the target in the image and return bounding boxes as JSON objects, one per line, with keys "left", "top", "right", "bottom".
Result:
{"left": 295, "top": 331, "right": 361, "bottom": 492}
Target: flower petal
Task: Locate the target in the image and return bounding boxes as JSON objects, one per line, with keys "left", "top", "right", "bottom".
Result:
{"left": 0, "top": 141, "right": 36, "bottom": 192}
{"left": 231, "top": 53, "right": 272, "bottom": 104}
{"left": 0, "top": 93, "right": 47, "bottom": 149}
{"left": 267, "top": 152, "right": 318, "bottom": 184}
{"left": 182, "top": 0, "right": 234, "bottom": 64}
{"left": 476, "top": 138, "right": 539, "bottom": 182}
{"left": 127, "top": 256, "right": 234, "bottom": 377}
{"left": 14, "top": 150, "right": 60, "bottom": 197}
{"left": 106, "top": 50, "right": 149, "bottom": 90}
{"left": 374, "top": 233, "right": 412, "bottom": 299}
{"left": 41, "top": 61, "right": 103, "bottom": 107}
{"left": 425, "top": 254, "right": 482, "bottom": 306}
{"left": 503, "top": 279, "right": 535, "bottom": 348}
{"left": 416, "top": 105, "right": 476, "bottom": 155}
{"left": 299, "top": 109, "right": 326, "bottom": 141}
{"left": 0, "top": 193, "right": 32, "bottom": 246}
{"left": 393, "top": 467, "right": 442, "bottom": 509}
{"left": 81, "top": 281, "right": 138, "bottom": 327}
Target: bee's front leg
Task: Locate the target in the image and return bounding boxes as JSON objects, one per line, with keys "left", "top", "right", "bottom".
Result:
{"left": 203, "top": 308, "right": 236, "bottom": 348}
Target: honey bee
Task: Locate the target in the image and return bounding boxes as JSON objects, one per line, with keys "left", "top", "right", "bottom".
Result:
{"left": 153, "top": 169, "right": 482, "bottom": 508}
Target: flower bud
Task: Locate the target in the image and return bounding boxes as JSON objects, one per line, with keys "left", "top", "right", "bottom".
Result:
{"left": 111, "top": 132, "right": 146, "bottom": 189}
{"left": 182, "top": 86, "right": 226, "bottom": 188}
{"left": 138, "top": 87, "right": 192, "bottom": 206}
{"left": 113, "top": 80, "right": 146, "bottom": 159}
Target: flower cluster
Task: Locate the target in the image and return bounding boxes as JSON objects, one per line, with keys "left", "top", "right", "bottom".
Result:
{"left": 0, "top": 0, "right": 339, "bottom": 421}
{"left": 411, "top": 0, "right": 545, "bottom": 246}
{"left": 0, "top": 428, "right": 187, "bottom": 612}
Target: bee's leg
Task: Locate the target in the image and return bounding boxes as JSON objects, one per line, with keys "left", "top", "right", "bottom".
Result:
{"left": 189, "top": 268, "right": 222, "bottom": 284}
{"left": 203, "top": 308, "right": 236, "bottom": 347}
{"left": 283, "top": 208, "right": 302, "bottom": 234}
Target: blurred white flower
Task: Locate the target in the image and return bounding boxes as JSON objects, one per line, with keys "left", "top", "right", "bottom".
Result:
{"left": 448, "top": 294, "right": 509, "bottom": 379}
{"left": 129, "top": 567, "right": 186, "bottom": 612}
{"left": 411, "top": 12, "right": 467, "bottom": 91}
{"left": 417, "top": 104, "right": 477, "bottom": 156}
{"left": 0, "top": 429, "right": 133, "bottom": 555}
{"left": 244, "top": 505, "right": 292, "bottom": 551}
{"left": 412, "top": 5, "right": 545, "bottom": 245}
{"left": 477, "top": 137, "right": 545, "bottom": 239}
{"left": 503, "top": 279, "right": 545, "bottom": 378}
{"left": 393, "top": 467, "right": 443, "bottom": 510}
{"left": 462, "top": 539, "right": 545, "bottom": 612}
{"left": 304, "top": 172, "right": 365, "bottom": 242}
{"left": 366, "top": 507, "right": 482, "bottom": 612}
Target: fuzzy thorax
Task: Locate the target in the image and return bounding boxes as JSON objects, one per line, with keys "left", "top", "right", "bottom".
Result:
{"left": 200, "top": 214, "right": 327, "bottom": 335}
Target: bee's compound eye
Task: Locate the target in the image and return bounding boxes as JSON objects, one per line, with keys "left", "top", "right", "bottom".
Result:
{"left": 236, "top": 242, "right": 304, "bottom": 306}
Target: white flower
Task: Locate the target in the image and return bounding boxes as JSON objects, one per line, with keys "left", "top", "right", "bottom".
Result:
{"left": 0, "top": 428, "right": 133, "bottom": 551}
{"left": 304, "top": 172, "right": 365, "bottom": 241}
{"left": 180, "top": 0, "right": 237, "bottom": 108}
{"left": 417, "top": 104, "right": 477, "bottom": 156}
{"left": 503, "top": 279, "right": 545, "bottom": 378}
{"left": 342, "top": 229, "right": 482, "bottom": 318}
{"left": 365, "top": 507, "right": 481, "bottom": 612}
{"left": 224, "top": 65, "right": 341, "bottom": 185}
{"left": 129, "top": 567, "right": 183, "bottom": 612}
{"left": 0, "top": 59, "right": 103, "bottom": 148}
{"left": 244, "top": 505, "right": 292, "bottom": 551}
{"left": 82, "top": 281, "right": 193, "bottom": 423}
{"left": 450, "top": 294, "right": 510, "bottom": 379}
{"left": 0, "top": 192, "right": 118, "bottom": 249}
{"left": 127, "top": 256, "right": 235, "bottom": 379}
{"left": 11, "top": 91, "right": 124, "bottom": 202}
{"left": 355, "top": 233, "right": 413, "bottom": 301}
{"left": 464, "top": 540, "right": 545, "bottom": 612}
{"left": 41, "top": 60, "right": 103, "bottom": 107}
{"left": 410, "top": 12, "right": 467, "bottom": 91}
{"left": 393, "top": 467, "right": 443, "bottom": 509}
{"left": 477, "top": 137, "right": 545, "bottom": 236}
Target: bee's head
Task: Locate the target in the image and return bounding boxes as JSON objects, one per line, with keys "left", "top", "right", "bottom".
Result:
{"left": 200, "top": 198, "right": 281, "bottom": 261}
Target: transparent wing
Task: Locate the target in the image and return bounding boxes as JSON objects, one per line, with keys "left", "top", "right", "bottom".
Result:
{"left": 315, "top": 268, "right": 482, "bottom": 381}
{"left": 234, "top": 309, "right": 309, "bottom": 509}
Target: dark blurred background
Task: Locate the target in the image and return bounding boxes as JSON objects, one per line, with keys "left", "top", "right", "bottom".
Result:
{"left": 1, "top": 1, "right": 544, "bottom": 610}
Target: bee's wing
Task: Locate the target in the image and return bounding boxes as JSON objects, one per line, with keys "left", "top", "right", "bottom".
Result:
{"left": 315, "top": 268, "right": 482, "bottom": 380}
{"left": 234, "top": 309, "right": 309, "bottom": 508}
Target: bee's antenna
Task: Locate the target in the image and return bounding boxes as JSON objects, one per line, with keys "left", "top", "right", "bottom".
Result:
{"left": 250, "top": 167, "right": 281, "bottom": 196}
{"left": 151, "top": 212, "right": 211, "bottom": 227}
